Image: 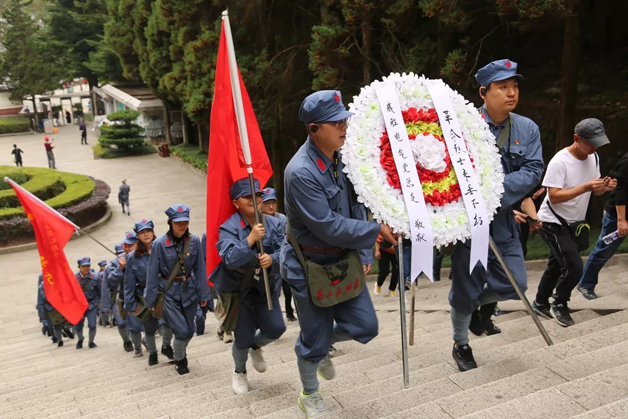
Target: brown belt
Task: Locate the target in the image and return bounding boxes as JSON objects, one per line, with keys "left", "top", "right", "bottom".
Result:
{"left": 160, "top": 274, "right": 191, "bottom": 282}
{"left": 299, "top": 245, "right": 344, "bottom": 255}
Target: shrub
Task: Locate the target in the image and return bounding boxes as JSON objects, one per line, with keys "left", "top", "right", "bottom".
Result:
{"left": 93, "top": 143, "right": 157, "bottom": 159}
{"left": 170, "top": 144, "right": 208, "bottom": 172}
{"left": 0, "top": 166, "right": 95, "bottom": 219}
{"left": 0, "top": 178, "right": 109, "bottom": 247}
{"left": 0, "top": 117, "right": 31, "bottom": 134}
{"left": 98, "top": 109, "right": 146, "bottom": 151}
{"left": 0, "top": 171, "right": 30, "bottom": 190}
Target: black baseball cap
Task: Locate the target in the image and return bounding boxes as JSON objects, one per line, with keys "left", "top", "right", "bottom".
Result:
{"left": 575, "top": 118, "right": 610, "bottom": 147}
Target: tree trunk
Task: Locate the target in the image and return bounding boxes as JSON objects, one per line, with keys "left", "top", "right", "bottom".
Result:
{"left": 182, "top": 111, "right": 189, "bottom": 145}
{"left": 556, "top": 4, "right": 581, "bottom": 152}
{"left": 163, "top": 104, "right": 172, "bottom": 144}
{"left": 437, "top": 19, "right": 450, "bottom": 69}
{"left": 361, "top": 18, "right": 373, "bottom": 85}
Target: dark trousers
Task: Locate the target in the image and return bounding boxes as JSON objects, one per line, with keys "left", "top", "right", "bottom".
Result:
{"left": 536, "top": 222, "right": 583, "bottom": 305}
{"left": 281, "top": 279, "right": 294, "bottom": 317}
{"left": 519, "top": 223, "right": 530, "bottom": 258}
{"left": 81, "top": 131, "right": 87, "bottom": 144}
{"left": 377, "top": 251, "right": 399, "bottom": 291}
{"left": 15, "top": 159, "right": 22, "bottom": 167}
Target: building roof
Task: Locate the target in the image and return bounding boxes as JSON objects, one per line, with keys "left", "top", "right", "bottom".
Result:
{"left": 93, "top": 84, "right": 163, "bottom": 111}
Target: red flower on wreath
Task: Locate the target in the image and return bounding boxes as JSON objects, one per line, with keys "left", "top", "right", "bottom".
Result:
{"left": 379, "top": 107, "right": 463, "bottom": 207}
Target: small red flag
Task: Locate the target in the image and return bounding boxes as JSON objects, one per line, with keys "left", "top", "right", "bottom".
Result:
{"left": 7, "top": 179, "right": 87, "bottom": 324}
{"left": 206, "top": 22, "right": 273, "bottom": 279}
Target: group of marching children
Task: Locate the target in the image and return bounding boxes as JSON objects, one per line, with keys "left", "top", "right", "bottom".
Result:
{"left": 36, "top": 205, "right": 211, "bottom": 375}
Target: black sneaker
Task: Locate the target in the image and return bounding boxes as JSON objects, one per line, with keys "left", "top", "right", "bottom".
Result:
{"left": 57, "top": 340, "right": 64, "bottom": 347}
{"left": 532, "top": 300, "right": 552, "bottom": 320}
{"left": 175, "top": 357, "right": 189, "bottom": 375}
{"left": 148, "top": 352, "right": 158, "bottom": 366}
{"left": 286, "top": 313, "right": 297, "bottom": 322}
{"left": 577, "top": 286, "right": 598, "bottom": 300}
{"left": 124, "top": 340, "right": 134, "bottom": 352}
{"left": 483, "top": 319, "right": 501, "bottom": 335}
{"left": 64, "top": 327, "right": 75, "bottom": 339}
{"left": 452, "top": 343, "right": 477, "bottom": 372}
{"left": 161, "top": 345, "right": 175, "bottom": 360}
{"left": 551, "top": 303, "right": 574, "bottom": 327}
{"left": 76, "top": 339, "right": 83, "bottom": 349}
{"left": 469, "top": 310, "right": 484, "bottom": 336}
{"left": 88, "top": 342, "right": 97, "bottom": 348}
{"left": 480, "top": 303, "right": 501, "bottom": 335}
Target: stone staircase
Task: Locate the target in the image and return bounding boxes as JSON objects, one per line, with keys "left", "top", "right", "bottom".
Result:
{"left": 2, "top": 264, "right": 628, "bottom": 419}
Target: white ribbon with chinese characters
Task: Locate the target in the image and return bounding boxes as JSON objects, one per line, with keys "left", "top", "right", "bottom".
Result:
{"left": 426, "top": 80, "right": 490, "bottom": 272}
{"left": 375, "top": 81, "right": 434, "bottom": 283}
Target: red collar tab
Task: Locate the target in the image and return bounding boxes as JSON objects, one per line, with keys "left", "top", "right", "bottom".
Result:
{"left": 240, "top": 219, "right": 246, "bottom": 229}
{"left": 316, "top": 158, "right": 327, "bottom": 172}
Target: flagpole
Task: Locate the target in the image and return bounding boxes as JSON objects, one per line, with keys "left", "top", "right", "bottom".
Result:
{"left": 5, "top": 177, "right": 116, "bottom": 257}
{"left": 397, "top": 243, "right": 410, "bottom": 388}
{"left": 222, "top": 10, "right": 273, "bottom": 311}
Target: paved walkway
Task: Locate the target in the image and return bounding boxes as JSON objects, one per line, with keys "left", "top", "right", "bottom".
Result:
{"left": 0, "top": 125, "right": 207, "bottom": 344}
{"left": 1, "top": 125, "right": 628, "bottom": 418}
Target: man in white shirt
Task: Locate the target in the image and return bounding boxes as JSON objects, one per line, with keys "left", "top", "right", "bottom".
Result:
{"left": 533, "top": 118, "right": 616, "bottom": 327}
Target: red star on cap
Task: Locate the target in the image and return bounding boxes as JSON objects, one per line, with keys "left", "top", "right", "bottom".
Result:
{"left": 127, "top": 233, "right": 132, "bottom": 237}
{"left": 334, "top": 93, "right": 340, "bottom": 102}
{"left": 142, "top": 219, "right": 146, "bottom": 223}
{"left": 178, "top": 206, "right": 183, "bottom": 212}
{"left": 505, "top": 60, "right": 511, "bottom": 69}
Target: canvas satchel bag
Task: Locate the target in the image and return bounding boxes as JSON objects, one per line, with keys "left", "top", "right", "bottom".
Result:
{"left": 286, "top": 219, "right": 365, "bottom": 308}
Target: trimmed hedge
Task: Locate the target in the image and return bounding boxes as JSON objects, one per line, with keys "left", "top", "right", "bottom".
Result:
{"left": 0, "top": 175, "right": 109, "bottom": 247}
{"left": 0, "top": 167, "right": 95, "bottom": 220}
{"left": 98, "top": 110, "right": 146, "bottom": 152}
{"left": 170, "top": 144, "right": 208, "bottom": 172}
{"left": 0, "top": 117, "right": 31, "bottom": 134}
{"left": 0, "top": 171, "right": 29, "bottom": 190}
{"left": 93, "top": 143, "right": 157, "bottom": 159}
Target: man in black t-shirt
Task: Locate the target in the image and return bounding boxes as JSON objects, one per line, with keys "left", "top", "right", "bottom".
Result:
{"left": 11, "top": 144, "right": 25, "bottom": 167}
{"left": 578, "top": 152, "right": 628, "bottom": 300}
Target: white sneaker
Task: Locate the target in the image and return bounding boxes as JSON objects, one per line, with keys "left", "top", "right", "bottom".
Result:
{"left": 249, "top": 348, "right": 267, "bottom": 373}
{"left": 373, "top": 283, "right": 381, "bottom": 296}
{"left": 317, "top": 355, "right": 335, "bottom": 380}
{"left": 298, "top": 389, "right": 329, "bottom": 418}
{"left": 224, "top": 331, "right": 234, "bottom": 343}
{"left": 232, "top": 372, "right": 249, "bottom": 395}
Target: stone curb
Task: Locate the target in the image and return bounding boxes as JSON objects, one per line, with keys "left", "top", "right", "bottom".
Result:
{"left": 0, "top": 204, "right": 112, "bottom": 255}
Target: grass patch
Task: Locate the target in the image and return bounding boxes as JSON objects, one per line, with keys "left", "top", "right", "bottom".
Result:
{"left": 0, "top": 166, "right": 95, "bottom": 219}
{"left": 93, "top": 143, "right": 157, "bottom": 159}
{"left": 0, "top": 116, "right": 30, "bottom": 134}
{"left": 170, "top": 144, "right": 207, "bottom": 172}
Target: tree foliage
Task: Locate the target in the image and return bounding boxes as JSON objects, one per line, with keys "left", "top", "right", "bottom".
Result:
{"left": 0, "top": 0, "right": 60, "bottom": 101}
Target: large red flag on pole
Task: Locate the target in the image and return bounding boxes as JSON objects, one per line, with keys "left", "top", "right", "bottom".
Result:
{"left": 5, "top": 177, "right": 87, "bottom": 325}
{"left": 206, "top": 17, "right": 273, "bottom": 278}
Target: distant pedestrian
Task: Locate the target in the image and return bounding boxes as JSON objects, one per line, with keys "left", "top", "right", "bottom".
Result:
{"left": 119, "top": 179, "right": 131, "bottom": 216}
{"left": 79, "top": 119, "right": 87, "bottom": 145}
{"left": 374, "top": 235, "right": 399, "bottom": 297}
{"left": 65, "top": 110, "right": 71, "bottom": 124}
{"left": 44, "top": 137, "right": 56, "bottom": 169}
{"left": 11, "top": 144, "right": 25, "bottom": 167}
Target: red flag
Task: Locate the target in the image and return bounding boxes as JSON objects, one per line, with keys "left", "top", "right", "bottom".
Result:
{"left": 7, "top": 179, "right": 87, "bottom": 324}
{"left": 206, "top": 21, "right": 273, "bottom": 279}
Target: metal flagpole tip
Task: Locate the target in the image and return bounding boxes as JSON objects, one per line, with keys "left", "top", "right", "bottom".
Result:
{"left": 3, "top": 177, "right": 10, "bottom": 182}
{"left": 222, "top": 9, "right": 228, "bottom": 17}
